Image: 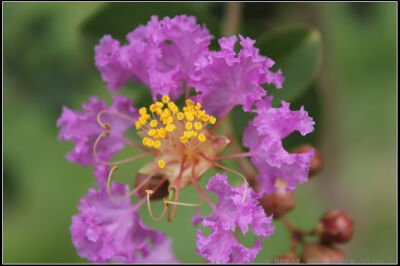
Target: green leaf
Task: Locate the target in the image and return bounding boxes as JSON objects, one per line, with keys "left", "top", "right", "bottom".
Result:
{"left": 257, "top": 26, "right": 322, "bottom": 104}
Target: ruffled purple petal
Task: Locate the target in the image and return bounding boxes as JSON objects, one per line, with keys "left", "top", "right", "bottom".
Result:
{"left": 193, "top": 173, "right": 274, "bottom": 263}
{"left": 57, "top": 95, "right": 138, "bottom": 167}
{"left": 243, "top": 99, "right": 315, "bottom": 194}
{"left": 71, "top": 183, "right": 170, "bottom": 263}
{"left": 196, "top": 220, "right": 263, "bottom": 264}
{"left": 95, "top": 15, "right": 213, "bottom": 101}
{"left": 190, "top": 35, "right": 284, "bottom": 116}
{"left": 95, "top": 35, "right": 133, "bottom": 92}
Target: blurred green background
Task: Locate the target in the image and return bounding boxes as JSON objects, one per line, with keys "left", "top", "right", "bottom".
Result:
{"left": 3, "top": 2, "right": 397, "bottom": 263}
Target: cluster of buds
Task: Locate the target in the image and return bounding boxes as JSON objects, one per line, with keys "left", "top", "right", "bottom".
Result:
{"left": 301, "top": 210, "right": 354, "bottom": 263}
{"left": 263, "top": 145, "right": 354, "bottom": 264}
{"left": 272, "top": 210, "right": 354, "bottom": 264}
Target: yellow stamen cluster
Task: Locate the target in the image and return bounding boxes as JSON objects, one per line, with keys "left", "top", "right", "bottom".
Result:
{"left": 135, "top": 96, "right": 217, "bottom": 149}
{"left": 177, "top": 99, "right": 216, "bottom": 144}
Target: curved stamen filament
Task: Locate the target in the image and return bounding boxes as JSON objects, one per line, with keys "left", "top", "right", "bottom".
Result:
{"left": 167, "top": 187, "right": 180, "bottom": 222}
{"left": 191, "top": 172, "right": 217, "bottom": 211}
{"left": 106, "top": 166, "right": 161, "bottom": 201}
{"left": 163, "top": 198, "right": 202, "bottom": 207}
{"left": 145, "top": 190, "right": 168, "bottom": 221}
{"left": 163, "top": 167, "right": 202, "bottom": 207}
{"left": 97, "top": 109, "right": 136, "bottom": 129}
{"left": 106, "top": 160, "right": 178, "bottom": 201}
{"left": 93, "top": 132, "right": 156, "bottom": 165}
{"left": 201, "top": 153, "right": 248, "bottom": 203}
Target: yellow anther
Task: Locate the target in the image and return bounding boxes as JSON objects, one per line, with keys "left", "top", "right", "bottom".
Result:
{"left": 191, "top": 130, "right": 197, "bottom": 137}
{"left": 158, "top": 159, "right": 166, "bottom": 168}
{"left": 149, "top": 104, "right": 157, "bottom": 112}
{"left": 194, "top": 122, "right": 202, "bottom": 130}
{"left": 197, "top": 110, "right": 205, "bottom": 118}
{"left": 142, "top": 137, "right": 150, "bottom": 146}
{"left": 147, "top": 139, "right": 154, "bottom": 147}
{"left": 195, "top": 103, "right": 201, "bottom": 110}
{"left": 184, "top": 131, "right": 192, "bottom": 138}
{"left": 209, "top": 116, "right": 216, "bottom": 124}
{"left": 186, "top": 99, "right": 195, "bottom": 106}
{"left": 145, "top": 189, "right": 154, "bottom": 194}
{"left": 167, "top": 102, "right": 175, "bottom": 109}
{"left": 135, "top": 121, "right": 142, "bottom": 130}
{"left": 139, "top": 107, "right": 147, "bottom": 115}
{"left": 177, "top": 112, "right": 184, "bottom": 120}
{"left": 180, "top": 136, "right": 188, "bottom": 143}
{"left": 155, "top": 102, "right": 164, "bottom": 108}
{"left": 202, "top": 114, "right": 210, "bottom": 122}
{"left": 185, "top": 122, "right": 193, "bottom": 130}
{"left": 184, "top": 112, "right": 194, "bottom": 121}
{"left": 167, "top": 102, "right": 179, "bottom": 114}
{"left": 149, "top": 120, "right": 158, "bottom": 128}
{"left": 156, "top": 108, "right": 163, "bottom": 115}
{"left": 162, "top": 95, "right": 170, "bottom": 103}
{"left": 157, "top": 128, "right": 166, "bottom": 138}
{"left": 198, "top": 133, "right": 206, "bottom": 142}
{"left": 148, "top": 129, "right": 156, "bottom": 136}
{"left": 139, "top": 116, "right": 147, "bottom": 125}
{"left": 166, "top": 116, "right": 174, "bottom": 124}
{"left": 153, "top": 140, "right": 161, "bottom": 149}
{"left": 165, "top": 124, "right": 176, "bottom": 132}
{"left": 102, "top": 123, "right": 111, "bottom": 130}
{"left": 171, "top": 106, "right": 179, "bottom": 114}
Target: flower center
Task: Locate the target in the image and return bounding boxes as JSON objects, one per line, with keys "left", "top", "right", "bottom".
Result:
{"left": 134, "top": 96, "right": 228, "bottom": 189}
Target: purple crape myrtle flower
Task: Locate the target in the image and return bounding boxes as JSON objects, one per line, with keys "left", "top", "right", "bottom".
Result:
{"left": 243, "top": 96, "right": 315, "bottom": 194}
{"left": 59, "top": 14, "right": 317, "bottom": 264}
{"left": 57, "top": 95, "right": 138, "bottom": 167}
{"left": 193, "top": 173, "right": 274, "bottom": 263}
{"left": 95, "top": 15, "right": 213, "bottom": 101}
{"left": 189, "top": 35, "right": 284, "bottom": 116}
{"left": 70, "top": 182, "right": 175, "bottom": 263}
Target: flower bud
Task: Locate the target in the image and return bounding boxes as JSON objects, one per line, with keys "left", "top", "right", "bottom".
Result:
{"left": 134, "top": 173, "right": 169, "bottom": 200}
{"left": 319, "top": 210, "right": 354, "bottom": 244}
{"left": 272, "top": 252, "right": 300, "bottom": 264}
{"left": 259, "top": 178, "right": 295, "bottom": 219}
{"left": 302, "top": 243, "right": 344, "bottom": 263}
{"left": 291, "top": 144, "right": 323, "bottom": 177}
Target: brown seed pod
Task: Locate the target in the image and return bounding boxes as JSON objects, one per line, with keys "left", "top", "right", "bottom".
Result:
{"left": 319, "top": 209, "right": 354, "bottom": 244}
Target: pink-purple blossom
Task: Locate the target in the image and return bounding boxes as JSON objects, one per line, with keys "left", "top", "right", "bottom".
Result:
{"left": 57, "top": 95, "right": 137, "bottom": 167}
{"left": 193, "top": 173, "right": 274, "bottom": 263}
{"left": 189, "top": 35, "right": 284, "bottom": 116}
{"left": 58, "top": 13, "right": 319, "bottom": 264}
{"left": 243, "top": 97, "right": 315, "bottom": 193}
{"left": 70, "top": 182, "right": 173, "bottom": 263}
{"left": 95, "top": 15, "right": 213, "bottom": 101}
